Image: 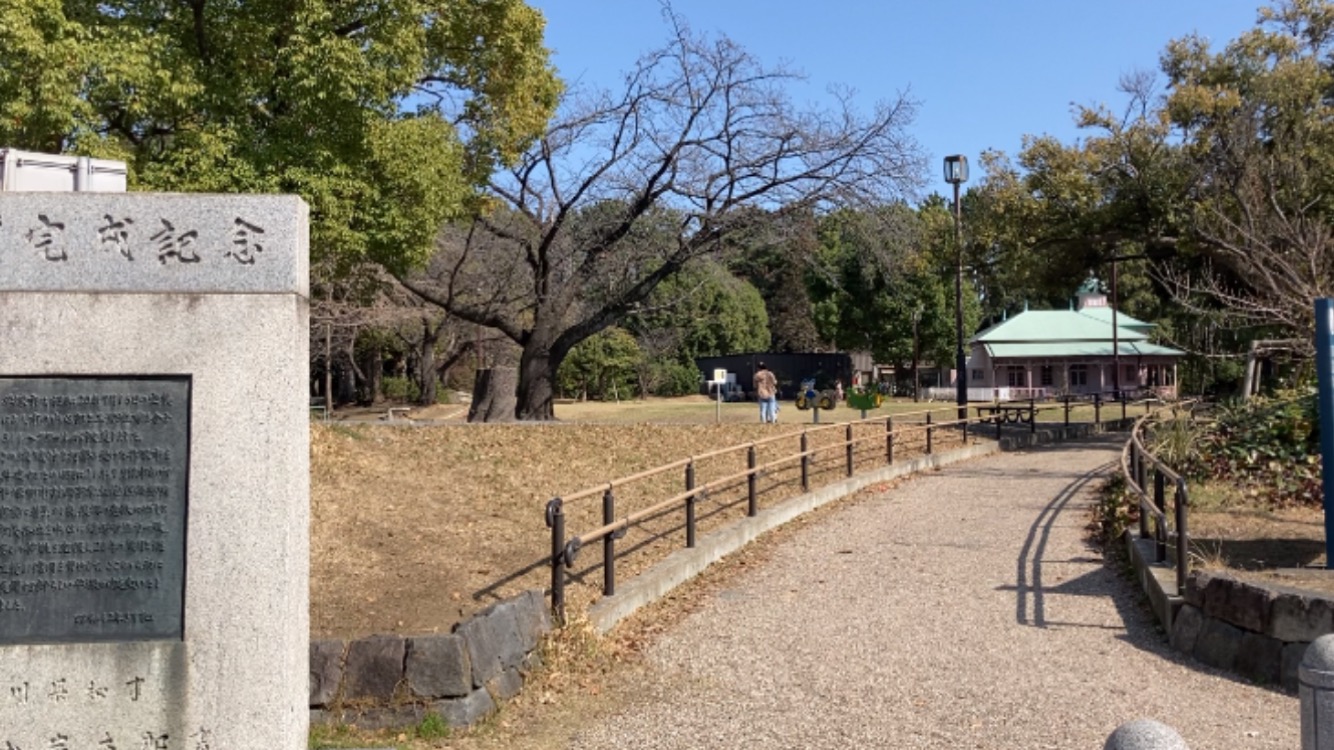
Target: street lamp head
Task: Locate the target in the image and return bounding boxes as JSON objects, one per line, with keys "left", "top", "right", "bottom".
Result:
{"left": 943, "top": 154, "right": 969, "bottom": 185}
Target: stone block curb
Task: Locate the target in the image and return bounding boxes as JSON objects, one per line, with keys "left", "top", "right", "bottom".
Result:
{"left": 310, "top": 589, "right": 551, "bottom": 732}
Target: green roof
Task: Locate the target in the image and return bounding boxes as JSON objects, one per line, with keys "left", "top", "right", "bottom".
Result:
{"left": 1070, "top": 306, "right": 1154, "bottom": 331}
{"left": 970, "top": 306, "right": 1182, "bottom": 360}
{"left": 983, "top": 341, "right": 1184, "bottom": 359}
{"left": 973, "top": 309, "right": 1148, "bottom": 343}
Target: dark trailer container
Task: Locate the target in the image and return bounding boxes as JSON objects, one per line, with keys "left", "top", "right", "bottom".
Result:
{"left": 695, "top": 352, "right": 854, "bottom": 400}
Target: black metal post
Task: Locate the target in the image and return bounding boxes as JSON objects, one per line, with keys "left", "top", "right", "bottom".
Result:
{"left": 1137, "top": 450, "right": 1149, "bottom": 539}
{"left": 1094, "top": 393, "right": 1102, "bottom": 425}
{"left": 952, "top": 178, "right": 967, "bottom": 423}
{"left": 545, "top": 497, "right": 565, "bottom": 623}
{"left": 1175, "top": 481, "right": 1189, "bottom": 594}
{"left": 1154, "top": 469, "right": 1167, "bottom": 563}
{"left": 845, "top": 424, "right": 854, "bottom": 477}
{"left": 1112, "top": 256, "right": 1121, "bottom": 401}
{"left": 1064, "top": 396, "right": 1070, "bottom": 426}
{"left": 1121, "top": 390, "right": 1128, "bottom": 421}
{"left": 800, "top": 432, "right": 810, "bottom": 491}
{"left": 996, "top": 409, "right": 1002, "bottom": 441}
{"left": 1029, "top": 397, "right": 1036, "bottom": 434}
{"left": 747, "top": 445, "right": 758, "bottom": 517}
{"left": 602, "top": 488, "right": 616, "bottom": 596}
{"left": 685, "top": 461, "right": 696, "bottom": 548}
{"left": 925, "top": 412, "right": 933, "bottom": 455}
{"left": 886, "top": 417, "right": 894, "bottom": 464}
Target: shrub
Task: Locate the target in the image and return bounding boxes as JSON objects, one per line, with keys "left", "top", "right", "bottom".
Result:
{"left": 382, "top": 376, "right": 420, "bottom": 402}
{"left": 1197, "top": 390, "right": 1319, "bottom": 506}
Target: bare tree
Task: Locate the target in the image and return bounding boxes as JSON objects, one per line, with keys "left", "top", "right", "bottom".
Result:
{"left": 401, "top": 13, "right": 924, "bottom": 419}
{"left": 1158, "top": 102, "right": 1334, "bottom": 352}
{"left": 312, "top": 259, "right": 491, "bottom": 406}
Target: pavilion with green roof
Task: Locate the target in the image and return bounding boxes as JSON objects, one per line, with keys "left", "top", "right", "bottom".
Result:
{"left": 963, "top": 280, "right": 1183, "bottom": 399}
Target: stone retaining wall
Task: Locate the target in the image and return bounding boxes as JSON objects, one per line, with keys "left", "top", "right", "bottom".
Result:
{"left": 308, "top": 589, "right": 551, "bottom": 730}
{"left": 1168, "top": 570, "right": 1334, "bottom": 691}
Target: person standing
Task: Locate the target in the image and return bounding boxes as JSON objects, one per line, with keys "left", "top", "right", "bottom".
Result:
{"left": 754, "top": 362, "right": 779, "bottom": 423}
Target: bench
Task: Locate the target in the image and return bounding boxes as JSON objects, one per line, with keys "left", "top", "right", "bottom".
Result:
{"left": 385, "top": 407, "right": 412, "bottom": 421}
{"left": 309, "top": 397, "right": 329, "bottom": 421}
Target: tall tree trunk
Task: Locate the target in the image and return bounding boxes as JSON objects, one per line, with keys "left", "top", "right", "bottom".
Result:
{"left": 515, "top": 339, "right": 559, "bottom": 421}
{"left": 356, "top": 343, "right": 383, "bottom": 405}
{"left": 416, "top": 315, "right": 444, "bottom": 406}
{"left": 419, "top": 341, "right": 438, "bottom": 405}
{"left": 468, "top": 367, "right": 517, "bottom": 422}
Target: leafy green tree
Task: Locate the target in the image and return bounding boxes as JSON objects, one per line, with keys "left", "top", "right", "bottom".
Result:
{"left": 1157, "top": 0, "right": 1334, "bottom": 342}
{"left": 729, "top": 210, "right": 831, "bottom": 353}
{"left": 626, "top": 259, "right": 769, "bottom": 396}
{"left": 808, "top": 203, "right": 977, "bottom": 390}
{"left": 557, "top": 327, "right": 641, "bottom": 401}
{"left": 0, "top": 0, "right": 562, "bottom": 275}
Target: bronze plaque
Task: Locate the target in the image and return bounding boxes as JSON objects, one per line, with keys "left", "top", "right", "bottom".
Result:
{"left": 0, "top": 376, "right": 189, "bottom": 643}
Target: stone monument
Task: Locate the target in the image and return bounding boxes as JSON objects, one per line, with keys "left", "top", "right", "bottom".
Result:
{"left": 0, "top": 193, "right": 309, "bottom": 749}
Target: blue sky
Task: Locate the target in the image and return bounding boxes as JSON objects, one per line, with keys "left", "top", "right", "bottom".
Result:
{"left": 527, "top": 1, "right": 1264, "bottom": 191}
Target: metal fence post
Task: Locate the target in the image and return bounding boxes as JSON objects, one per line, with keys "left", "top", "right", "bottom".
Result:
{"left": 845, "top": 424, "right": 854, "bottom": 476}
{"left": 1154, "top": 469, "right": 1167, "bottom": 563}
{"left": 1029, "top": 398, "right": 1036, "bottom": 434}
{"left": 545, "top": 497, "right": 565, "bottom": 624}
{"left": 1137, "top": 448, "right": 1149, "bottom": 539}
{"left": 925, "top": 412, "right": 933, "bottom": 455}
{"left": 602, "top": 488, "right": 616, "bottom": 595}
{"left": 1175, "top": 481, "right": 1189, "bottom": 594}
{"left": 996, "top": 408, "right": 1003, "bottom": 441}
{"left": 1095, "top": 393, "right": 1102, "bottom": 425}
{"left": 962, "top": 405, "right": 969, "bottom": 445}
{"left": 886, "top": 417, "right": 894, "bottom": 464}
{"left": 1121, "top": 390, "right": 1128, "bottom": 421}
{"left": 800, "top": 432, "right": 810, "bottom": 491}
{"left": 747, "top": 444, "right": 758, "bottom": 517}
{"left": 1064, "top": 396, "right": 1070, "bottom": 426}
{"left": 685, "top": 460, "right": 696, "bottom": 548}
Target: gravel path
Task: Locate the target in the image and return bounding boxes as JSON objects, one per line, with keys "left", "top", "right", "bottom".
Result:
{"left": 569, "top": 436, "right": 1298, "bottom": 750}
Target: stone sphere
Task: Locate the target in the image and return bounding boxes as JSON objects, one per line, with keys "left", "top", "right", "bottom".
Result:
{"left": 1104, "top": 719, "right": 1190, "bottom": 750}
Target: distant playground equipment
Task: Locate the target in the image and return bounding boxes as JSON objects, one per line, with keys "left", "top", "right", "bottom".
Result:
{"left": 846, "top": 385, "right": 884, "bottom": 412}
{"left": 795, "top": 378, "right": 839, "bottom": 411}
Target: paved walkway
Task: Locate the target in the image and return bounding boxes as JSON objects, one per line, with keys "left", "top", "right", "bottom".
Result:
{"left": 569, "top": 436, "right": 1298, "bottom": 750}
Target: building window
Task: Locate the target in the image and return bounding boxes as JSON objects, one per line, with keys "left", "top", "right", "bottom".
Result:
{"left": 1006, "top": 367, "right": 1026, "bottom": 387}
{"left": 1069, "top": 365, "right": 1088, "bottom": 387}
{"left": 1040, "top": 366, "right": 1053, "bottom": 386}
{"left": 971, "top": 369, "right": 983, "bottom": 382}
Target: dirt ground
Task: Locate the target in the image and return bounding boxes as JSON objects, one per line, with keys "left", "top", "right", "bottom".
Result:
{"left": 1184, "top": 495, "right": 1334, "bottom": 596}
{"left": 311, "top": 397, "right": 955, "bottom": 638}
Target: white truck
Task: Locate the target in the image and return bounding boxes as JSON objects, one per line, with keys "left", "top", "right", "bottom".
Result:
{"left": 0, "top": 148, "right": 127, "bottom": 192}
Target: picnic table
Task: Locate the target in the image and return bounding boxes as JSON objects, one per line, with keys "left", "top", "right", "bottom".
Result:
{"left": 974, "top": 403, "right": 1035, "bottom": 425}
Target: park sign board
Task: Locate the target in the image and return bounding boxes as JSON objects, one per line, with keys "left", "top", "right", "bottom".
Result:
{"left": 0, "top": 192, "right": 309, "bottom": 750}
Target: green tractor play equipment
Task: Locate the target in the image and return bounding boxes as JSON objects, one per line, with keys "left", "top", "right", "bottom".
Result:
{"left": 846, "top": 385, "right": 884, "bottom": 411}
{"left": 795, "top": 378, "right": 839, "bottom": 410}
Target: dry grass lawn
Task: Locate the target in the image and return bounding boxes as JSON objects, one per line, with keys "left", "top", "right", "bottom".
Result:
{"left": 311, "top": 398, "right": 961, "bottom": 639}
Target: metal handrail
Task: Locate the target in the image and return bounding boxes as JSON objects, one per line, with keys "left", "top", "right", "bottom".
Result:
{"left": 1119, "top": 401, "right": 1198, "bottom": 595}
{"left": 544, "top": 393, "right": 1160, "bottom": 621}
